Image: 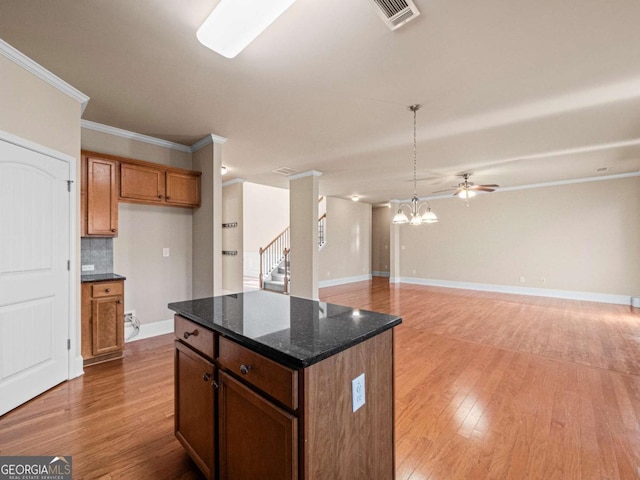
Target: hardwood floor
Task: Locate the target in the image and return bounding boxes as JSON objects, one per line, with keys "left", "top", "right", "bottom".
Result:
{"left": 0, "top": 278, "right": 638, "bottom": 479}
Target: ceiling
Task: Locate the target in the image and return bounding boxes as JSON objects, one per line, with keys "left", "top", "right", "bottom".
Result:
{"left": 2, "top": 0, "right": 640, "bottom": 204}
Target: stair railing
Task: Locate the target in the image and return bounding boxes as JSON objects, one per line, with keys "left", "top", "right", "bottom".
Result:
{"left": 318, "top": 213, "right": 327, "bottom": 248}
{"left": 259, "top": 227, "right": 290, "bottom": 289}
{"left": 283, "top": 248, "right": 290, "bottom": 295}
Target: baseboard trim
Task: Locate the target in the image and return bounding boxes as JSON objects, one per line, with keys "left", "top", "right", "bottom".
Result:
{"left": 372, "top": 271, "right": 390, "bottom": 278}
{"left": 126, "top": 318, "right": 174, "bottom": 343}
{"left": 319, "top": 274, "right": 372, "bottom": 288}
{"left": 398, "top": 277, "right": 632, "bottom": 305}
{"left": 69, "top": 355, "right": 84, "bottom": 379}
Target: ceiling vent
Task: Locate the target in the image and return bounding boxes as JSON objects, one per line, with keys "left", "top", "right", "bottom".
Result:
{"left": 272, "top": 166, "right": 299, "bottom": 176}
{"left": 369, "top": 0, "right": 420, "bottom": 31}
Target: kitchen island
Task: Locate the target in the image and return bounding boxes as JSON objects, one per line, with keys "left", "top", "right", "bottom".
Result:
{"left": 169, "top": 290, "right": 401, "bottom": 480}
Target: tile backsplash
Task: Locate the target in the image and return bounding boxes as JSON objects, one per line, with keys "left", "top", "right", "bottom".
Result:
{"left": 81, "top": 238, "right": 114, "bottom": 274}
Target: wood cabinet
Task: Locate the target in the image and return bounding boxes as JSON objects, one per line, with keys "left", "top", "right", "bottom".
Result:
{"left": 120, "top": 163, "right": 165, "bottom": 204}
{"left": 81, "top": 156, "right": 118, "bottom": 237}
{"left": 175, "top": 340, "right": 216, "bottom": 480}
{"left": 81, "top": 280, "right": 125, "bottom": 365}
{"left": 173, "top": 314, "right": 395, "bottom": 480}
{"left": 218, "top": 371, "right": 297, "bottom": 480}
{"left": 80, "top": 151, "right": 201, "bottom": 238}
{"left": 119, "top": 160, "right": 201, "bottom": 207}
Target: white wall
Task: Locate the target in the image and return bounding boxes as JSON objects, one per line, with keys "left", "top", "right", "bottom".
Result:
{"left": 398, "top": 175, "right": 640, "bottom": 298}
{"left": 81, "top": 129, "right": 194, "bottom": 325}
{"left": 242, "top": 182, "right": 289, "bottom": 279}
{"left": 318, "top": 197, "right": 372, "bottom": 287}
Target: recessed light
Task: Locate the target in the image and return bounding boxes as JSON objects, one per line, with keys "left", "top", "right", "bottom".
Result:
{"left": 351, "top": 195, "right": 360, "bottom": 202}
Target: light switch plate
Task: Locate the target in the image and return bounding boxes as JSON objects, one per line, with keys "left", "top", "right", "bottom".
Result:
{"left": 81, "top": 264, "right": 95, "bottom": 272}
{"left": 352, "top": 373, "right": 365, "bottom": 412}
{"left": 163, "top": 248, "right": 170, "bottom": 257}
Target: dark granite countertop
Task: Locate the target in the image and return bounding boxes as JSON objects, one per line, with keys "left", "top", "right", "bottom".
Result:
{"left": 168, "top": 290, "right": 401, "bottom": 369}
{"left": 81, "top": 273, "right": 127, "bottom": 283}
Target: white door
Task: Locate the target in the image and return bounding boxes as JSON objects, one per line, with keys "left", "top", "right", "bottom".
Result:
{"left": 0, "top": 138, "right": 71, "bottom": 416}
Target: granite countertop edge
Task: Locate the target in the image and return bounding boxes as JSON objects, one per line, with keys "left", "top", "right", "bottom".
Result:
{"left": 81, "top": 273, "right": 127, "bottom": 283}
{"left": 168, "top": 303, "right": 402, "bottom": 370}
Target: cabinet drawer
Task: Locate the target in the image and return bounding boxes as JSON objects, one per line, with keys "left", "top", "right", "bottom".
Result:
{"left": 218, "top": 336, "right": 298, "bottom": 410}
{"left": 92, "top": 281, "right": 124, "bottom": 298}
{"left": 175, "top": 315, "right": 215, "bottom": 360}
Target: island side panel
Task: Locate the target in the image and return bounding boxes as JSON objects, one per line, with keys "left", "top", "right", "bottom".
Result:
{"left": 303, "top": 329, "right": 395, "bottom": 479}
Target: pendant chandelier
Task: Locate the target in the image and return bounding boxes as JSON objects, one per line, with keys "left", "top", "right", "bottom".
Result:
{"left": 392, "top": 105, "right": 438, "bottom": 225}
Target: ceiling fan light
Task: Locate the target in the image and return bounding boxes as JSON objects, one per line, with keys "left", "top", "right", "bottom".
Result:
{"left": 458, "top": 189, "right": 476, "bottom": 199}
{"left": 392, "top": 210, "right": 409, "bottom": 224}
{"left": 197, "top": 0, "right": 297, "bottom": 58}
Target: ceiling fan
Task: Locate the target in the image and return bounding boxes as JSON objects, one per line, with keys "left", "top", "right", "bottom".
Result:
{"left": 434, "top": 173, "right": 499, "bottom": 205}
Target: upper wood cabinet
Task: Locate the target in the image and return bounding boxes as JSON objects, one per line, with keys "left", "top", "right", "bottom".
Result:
{"left": 118, "top": 159, "right": 201, "bottom": 208}
{"left": 81, "top": 156, "right": 118, "bottom": 237}
{"left": 166, "top": 170, "right": 201, "bottom": 206}
{"left": 80, "top": 151, "right": 202, "bottom": 236}
{"left": 120, "top": 163, "right": 165, "bottom": 204}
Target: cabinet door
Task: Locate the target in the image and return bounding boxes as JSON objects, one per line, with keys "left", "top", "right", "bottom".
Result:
{"left": 175, "top": 341, "right": 215, "bottom": 480}
{"left": 91, "top": 295, "right": 124, "bottom": 355}
{"left": 120, "top": 163, "right": 165, "bottom": 203}
{"left": 166, "top": 170, "right": 201, "bottom": 207}
{"left": 219, "top": 371, "right": 298, "bottom": 480}
{"left": 86, "top": 157, "right": 118, "bottom": 236}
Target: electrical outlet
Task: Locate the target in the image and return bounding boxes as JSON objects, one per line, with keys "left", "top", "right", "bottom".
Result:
{"left": 124, "top": 310, "right": 136, "bottom": 323}
{"left": 519, "top": 276, "right": 526, "bottom": 283}
{"left": 352, "top": 373, "right": 365, "bottom": 412}
{"left": 81, "top": 264, "right": 95, "bottom": 272}
{"left": 163, "top": 248, "right": 170, "bottom": 257}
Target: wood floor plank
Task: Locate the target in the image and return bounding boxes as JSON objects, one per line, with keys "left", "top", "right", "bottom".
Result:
{"left": 1, "top": 278, "right": 639, "bottom": 479}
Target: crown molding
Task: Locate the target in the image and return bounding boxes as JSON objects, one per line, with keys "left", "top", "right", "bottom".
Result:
{"left": 82, "top": 120, "right": 191, "bottom": 152}
{"left": 288, "top": 170, "right": 323, "bottom": 180}
{"left": 397, "top": 171, "right": 640, "bottom": 203}
{"left": 191, "top": 133, "right": 228, "bottom": 152}
{"left": 222, "top": 178, "right": 246, "bottom": 187}
{"left": 0, "top": 39, "right": 90, "bottom": 113}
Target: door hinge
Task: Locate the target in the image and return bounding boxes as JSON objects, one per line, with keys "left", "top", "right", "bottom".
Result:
{"left": 67, "top": 339, "right": 71, "bottom": 350}
{"left": 67, "top": 260, "right": 71, "bottom": 271}
{"left": 67, "top": 180, "right": 74, "bottom": 192}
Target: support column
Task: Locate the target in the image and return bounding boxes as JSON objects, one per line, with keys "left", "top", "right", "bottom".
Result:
{"left": 289, "top": 170, "right": 322, "bottom": 300}
{"left": 192, "top": 136, "right": 225, "bottom": 297}
{"left": 389, "top": 200, "right": 401, "bottom": 284}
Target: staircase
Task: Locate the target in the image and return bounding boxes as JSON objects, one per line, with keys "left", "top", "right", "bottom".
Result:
{"left": 263, "top": 260, "right": 290, "bottom": 293}
{"left": 259, "top": 215, "right": 326, "bottom": 294}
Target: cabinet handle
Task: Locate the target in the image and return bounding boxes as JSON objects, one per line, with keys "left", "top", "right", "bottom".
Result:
{"left": 239, "top": 364, "right": 251, "bottom": 375}
{"left": 158, "top": 194, "right": 163, "bottom": 199}
{"left": 111, "top": 229, "right": 117, "bottom": 233}
{"left": 105, "top": 288, "right": 111, "bottom": 293}
{"left": 117, "top": 300, "right": 122, "bottom": 304}
{"left": 211, "top": 381, "right": 219, "bottom": 390}
{"left": 166, "top": 196, "right": 171, "bottom": 200}
{"left": 203, "top": 373, "right": 211, "bottom": 382}
{"left": 183, "top": 330, "right": 199, "bottom": 339}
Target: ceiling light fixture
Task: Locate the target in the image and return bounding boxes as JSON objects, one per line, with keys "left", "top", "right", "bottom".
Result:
{"left": 197, "top": 0, "right": 296, "bottom": 58}
{"left": 351, "top": 195, "right": 360, "bottom": 202}
{"left": 392, "top": 105, "right": 438, "bottom": 225}
{"left": 221, "top": 165, "right": 228, "bottom": 175}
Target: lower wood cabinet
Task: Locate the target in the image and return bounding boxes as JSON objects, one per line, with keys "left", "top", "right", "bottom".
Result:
{"left": 218, "top": 371, "right": 297, "bottom": 480}
{"left": 173, "top": 314, "right": 394, "bottom": 480}
{"left": 174, "top": 341, "right": 216, "bottom": 480}
{"left": 81, "top": 280, "right": 125, "bottom": 365}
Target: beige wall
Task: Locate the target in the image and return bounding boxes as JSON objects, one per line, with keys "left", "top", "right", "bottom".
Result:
{"left": 399, "top": 176, "right": 640, "bottom": 296}
{"left": 0, "top": 56, "right": 81, "bottom": 159}
{"left": 318, "top": 197, "right": 372, "bottom": 285}
{"left": 371, "top": 206, "right": 390, "bottom": 276}
{"left": 243, "top": 182, "right": 290, "bottom": 279}
{"left": 81, "top": 129, "right": 194, "bottom": 324}
{"left": 222, "top": 182, "right": 244, "bottom": 293}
